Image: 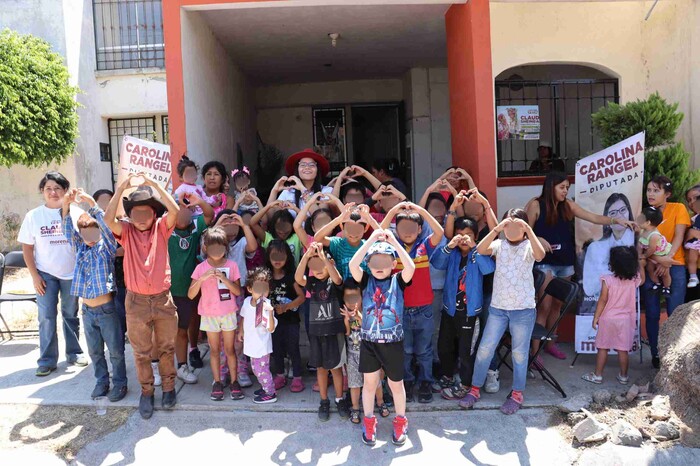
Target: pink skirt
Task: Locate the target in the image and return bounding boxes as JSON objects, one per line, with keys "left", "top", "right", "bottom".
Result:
{"left": 685, "top": 239, "right": 700, "bottom": 251}
{"left": 595, "top": 313, "right": 635, "bottom": 351}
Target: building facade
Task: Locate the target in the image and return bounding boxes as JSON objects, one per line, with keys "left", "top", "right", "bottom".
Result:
{"left": 1, "top": 0, "right": 699, "bottom": 251}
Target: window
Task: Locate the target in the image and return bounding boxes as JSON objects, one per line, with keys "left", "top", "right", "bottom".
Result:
{"left": 312, "top": 107, "right": 347, "bottom": 178}
{"left": 93, "top": 0, "right": 165, "bottom": 71}
{"left": 107, "top": 117, "right": 156, "bottom": 184}
{"left": 161, "top": 115, "right": 169, "bottom": 144}
{"left": 495, "top": 78, "right": 619, "bottom": 178}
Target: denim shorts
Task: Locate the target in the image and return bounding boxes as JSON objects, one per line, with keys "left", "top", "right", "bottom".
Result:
{"left": 534, "top": 263, "right": 575, "bottom": 278}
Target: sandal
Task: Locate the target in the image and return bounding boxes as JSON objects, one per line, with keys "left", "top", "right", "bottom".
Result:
{"left": 441, "top": 384, "right": 469, "bottom": 401}
{"left": 582, "top": 372, "right": 603, "bottom": 384}
{"left": 616, "top": 373, "right": 629, "bottom": 385}
{"left": 376, "top": 403, "right": 390, "bottom": 418}
{"left": 350, "top": 408, "right": 361, "bottom": 424}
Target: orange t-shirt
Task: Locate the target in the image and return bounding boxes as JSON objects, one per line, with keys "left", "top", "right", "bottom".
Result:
{"left": 657, "top": 202, "right": 691, "bottom": 265}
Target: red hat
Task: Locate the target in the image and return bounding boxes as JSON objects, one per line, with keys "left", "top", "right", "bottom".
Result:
{"left": 285, "top": 149, "right": 330, "bottom": 177}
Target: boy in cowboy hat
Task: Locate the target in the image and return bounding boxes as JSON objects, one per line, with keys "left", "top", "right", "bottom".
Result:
{"left": 104, "top": 173, "right": 180, "bottom": 419}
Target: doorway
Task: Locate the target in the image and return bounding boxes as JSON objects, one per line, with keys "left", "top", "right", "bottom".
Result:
{"left": 351, "top": 104, "right": 406, "bottom": 192}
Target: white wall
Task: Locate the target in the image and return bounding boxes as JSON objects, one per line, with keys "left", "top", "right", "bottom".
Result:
{"left": 181, "top": 11, "right": 256, "bottom": 173}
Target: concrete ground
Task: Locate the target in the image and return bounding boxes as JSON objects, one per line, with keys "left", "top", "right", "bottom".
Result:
{"left": 2, "top": 319, "right": 699, "bottom": 464}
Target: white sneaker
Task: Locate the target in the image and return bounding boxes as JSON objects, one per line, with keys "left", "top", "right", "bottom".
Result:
{"left": 177, "top": 365, "right": 198, "bottom": 384}
{"left": 484, "top": 370, "right": 500, "bottom": 393}
{"left": 152, "top": 362, "right": 162, "bottom": 386}
{"left": 688, "top": 277, "right": 699, "bottom": 288}
{"left": 238, "top": 372, "right": 253, "bottom": 388}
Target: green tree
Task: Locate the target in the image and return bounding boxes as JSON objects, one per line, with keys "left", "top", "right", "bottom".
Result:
{"left": 0, "top": 29, "right": 79, "bottom": 168}
{"left": 592, "top": 92, "right": 700, "bottom": 202}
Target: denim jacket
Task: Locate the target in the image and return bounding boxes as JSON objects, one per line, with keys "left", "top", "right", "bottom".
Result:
{"left": 430, "top": 244, "right": 495, "bottom": 317}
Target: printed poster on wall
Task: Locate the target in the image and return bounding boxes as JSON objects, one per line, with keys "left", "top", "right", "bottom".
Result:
{"left": 116, "top": 135, "right": 172, "bottom": 190}
{"left": 496, "top": 105, "right": 540, "bottom": 140}
{"left": 574, "top": 132, "right": 645, "bottom": 354}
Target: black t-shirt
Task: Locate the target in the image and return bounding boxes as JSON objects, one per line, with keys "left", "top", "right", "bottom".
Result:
{"left": 270, "top": 275, "right": 300, "bottom": 324}
{"left": 306, "top": 276, "right": 345, "bottom": 336}
{"left": 455, "top": 254, "right": 469, "bottom": 313}
{"left": 478, "top": 225, "right": 494, "bottom": 297}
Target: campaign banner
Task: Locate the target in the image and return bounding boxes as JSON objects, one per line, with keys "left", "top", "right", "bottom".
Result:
{"left": 496, "top": 105, "right": 540, "bottom": 140}
{"left": 574, "top": 132, "right": 645, "bottom": 354}
{"left": 117, "top": 135, "right": 172, "bottom": 189}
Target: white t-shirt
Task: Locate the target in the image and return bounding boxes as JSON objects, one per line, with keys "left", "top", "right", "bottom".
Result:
{"left": 17, "top": 205, "right": 76, "bottom": 280}
{"left": 490, "top": 239, "right": 536, "bottom": 310}
{"left": 277, "top": 185, "right": 333, "bottom": 211}
{"left": 226, "top": 237, "right": 249, "bottom": 286}
{"left": 240, "top": 296, "right": 277, "bottom": 358}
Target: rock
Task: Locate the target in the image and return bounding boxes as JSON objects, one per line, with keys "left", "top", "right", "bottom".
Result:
{"left": 573, "top": 417, "right": 609, "bottom": 443}
{"left": 649, "top": 395, "right": 671, "bottom": 421}
{"left": 637, "top": 382, "right": 651, "bottom": 394}
{"left": 558, "top": 393, "right": 593, "bottom": 413}
{"left": 610, "top": 419, "right": 643, "bottom": 447}
{"left": 654, "top": 421, "right": 680, "bottom": 441}
{"left": 566, "top": 412, "right": 586, "bottom": 426}
{"left": 592, "top": 389, "right": 613, "bottom": 405}
{"left": 625, "top": 384, "right": 640, "bottom": 402}
{"left": 615, "top": 395, "right": 627, "bottom": 403}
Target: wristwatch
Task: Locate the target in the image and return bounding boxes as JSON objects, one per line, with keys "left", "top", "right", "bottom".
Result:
{"left": 447, "top": 210, "right": 457, "bottom": 216}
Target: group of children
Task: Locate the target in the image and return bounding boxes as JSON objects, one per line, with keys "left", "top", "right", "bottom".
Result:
{"left": 55, "top": 149, "right": 647, "bottom": 446}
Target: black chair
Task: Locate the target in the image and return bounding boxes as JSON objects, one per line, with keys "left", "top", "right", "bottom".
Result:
{"left": 496, "top": 275, "right": 580, "bottom": 398}
{"left": 0, "top": 251, "right": 39, "bottom": 340}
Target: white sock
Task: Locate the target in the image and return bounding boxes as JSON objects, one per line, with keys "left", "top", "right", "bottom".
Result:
{"left": 691, "top": 274, "right": 698, "bottom": 279}
{"left": 335, "top": 397, "right": 343, "bottom": 403}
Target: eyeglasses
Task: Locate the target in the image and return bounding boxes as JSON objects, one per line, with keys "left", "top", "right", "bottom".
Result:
{"left": 608, "top": 206, "right": 629, "bottom": 217}
{"left": 298, "top": 162, "right": 317, "bottom": 169}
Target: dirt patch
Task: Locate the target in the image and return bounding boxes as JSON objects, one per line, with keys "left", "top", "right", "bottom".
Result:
{"left": 0, "top": 404, "right": 133, "bottom": 462}
{"left": 2, "top": 268, "right": 38, "bottom": 333}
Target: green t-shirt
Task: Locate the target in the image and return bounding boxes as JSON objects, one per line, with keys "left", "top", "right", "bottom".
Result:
{"left": 262, "top": 231, "right": 302, "bottom": 265}
{"left": 168, "top": 216, "right": 207, "bottom": 297}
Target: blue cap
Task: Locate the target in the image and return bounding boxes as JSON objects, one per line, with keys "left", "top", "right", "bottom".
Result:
{"left": 365, "top": 241, "right": 397, "bottom": 261}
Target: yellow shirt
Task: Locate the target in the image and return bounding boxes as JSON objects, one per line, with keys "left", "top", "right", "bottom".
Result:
{"left": 657, "top": 202, "right": 691, "bottom": 265}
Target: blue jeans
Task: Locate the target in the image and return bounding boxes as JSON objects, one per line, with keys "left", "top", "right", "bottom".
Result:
{"left": 479, "top": 293, "right": 501, "bottom": 371}
{"left": 643, "top": 265, "right": 686, "bottom": 357}
{"left": 36, "top": 271, "right": 81, "bottom": 368}
{"left": 403, "top": 304, "right": 434, "bottom": 384}
{"left": 472, "top": 307, "right": 536, "bottom": 392}
{"left": 114, "top": 286, "right": 127, "bottom": 344}
{"left": 83, "top": 301, "right": 127, "bottom": 388}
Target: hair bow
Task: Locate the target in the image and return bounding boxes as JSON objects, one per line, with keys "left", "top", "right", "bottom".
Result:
{"left": 232, "top": 166, "right": 250, "bottom": 178}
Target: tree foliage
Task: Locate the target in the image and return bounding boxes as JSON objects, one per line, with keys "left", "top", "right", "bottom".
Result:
{"left": 592, "top": 92, "right": 699, "bottom": 202}
{"left": 0, "top": 29, "right": 80, "bottom": 168}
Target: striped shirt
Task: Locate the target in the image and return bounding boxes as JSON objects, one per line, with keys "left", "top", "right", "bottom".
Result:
{"left": 328, "top": 236, "right": 365, "bottom": 280}
{"left": 63, "top": 207, "right": 117, "bottom": 299}
{"left": 393, "top": 230, "right": 442, "bottom": 307}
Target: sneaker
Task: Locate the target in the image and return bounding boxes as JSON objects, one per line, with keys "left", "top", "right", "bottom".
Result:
{"left": 662, "top": 287, "right": 671, "bottom": 297}
{"left": 616, "top": 373, "right": 630, "bottom": 385}
{"left": 545, "top": 344, "right": 567, "bottom": 360}
{"left": 306, "top": 362, "right": 317, "bottom": 373}
{"left": 253, "top": 392, "right": 277, "bottom": 404}
{"left": 418, "top": 381, "right": 433, "bottom": 403}
{"left": 161, "top": 389, "right": 176, "bottom": 409}
{"left": 441, "top": 384, "right": 469, "bottom": 400}
{"left": 431, "top": 375, "right": 454, "bottom": 393}
{"left": 210, "top": 381, "right": 224, "bottom": 401}
{"left": 290, "top": 377, "right": 305, "bottom": 393}
{"left": 318, "top": 399, "right": 331, "bottom": 422}
{"left": 177, "top": 365, "right": 198, "bottom": 384}
{"left": 362, "top": 416, "right": 377, "bottom": 446}
{"left": 151, "top": 362, "right": 162, "bottom": 387}
{"left": 68, "top": 354, "right": 89, "bottom": 367}
{"left": 336, "top": 398, "right": 350, "bottom": 419}
{"left": 91, "top": 384, "right": 109, "bottom": 399}
{"left": 404, "top": 381, "right": 415, "bottom": 403}
{"left": 254, "top": 387, "right": 266, "bottom": 397}
{"left": 189, "top": 348, "right": 203, "bottom": 369}
{"left": 108, "top": 386, "right": 128, "bottom": 402}
{"left": 392, "top": 415, "right": 408, "bottom": 446}
{"left": 139, "top": 393, "right": 155, "bottom": 419}
{"left": 238, "top": 372, "right": 253, "bottom": 388}
{"left": 230, "top": 381, "right": 245, "bottom": 400}
{"left": 484, "top": 370, "right": 500, "bottom": 393}
{"left": 500, "top": 392, "right": 523, "bottom": 415}
{"left": 458, "top": 388, "right": 480, "bottom": 410}
{"left": 273, "top": 375, "right": 287, "bottom": 391}
{"left": 35, "top": 366, "right": 57, "bottom": 377}
{"left": 688, "top": 277, "right": 699, "bottom": 288}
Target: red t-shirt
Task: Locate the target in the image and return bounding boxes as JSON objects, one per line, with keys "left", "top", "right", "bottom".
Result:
{"left": 394, "top": 235, "right": 438, "bottom": 307}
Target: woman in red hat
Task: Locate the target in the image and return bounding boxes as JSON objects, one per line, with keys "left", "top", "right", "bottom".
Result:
{"left": 270, "top": 149, "right": 333, "bottom": 211}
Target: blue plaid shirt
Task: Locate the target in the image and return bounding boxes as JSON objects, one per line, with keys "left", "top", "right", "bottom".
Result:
{"left": 63, "top": 207, "right": 118, "bottom": 299}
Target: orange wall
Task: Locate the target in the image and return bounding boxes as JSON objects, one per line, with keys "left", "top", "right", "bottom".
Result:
{"left": 445, "top": 0, "right": 497, "bottom": 207}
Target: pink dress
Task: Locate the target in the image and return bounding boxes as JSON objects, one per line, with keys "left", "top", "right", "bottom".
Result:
{"left": 595, "top": 274, "right": 641, "bottom": 351}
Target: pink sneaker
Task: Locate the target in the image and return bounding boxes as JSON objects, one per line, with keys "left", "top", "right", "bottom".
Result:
{"left": 274, "top": 375, "right": 287, "bottom": 391}
{"left": 290, "top": 377, "right": 305, "bottom": 393}
{"left": 545, "top": 344, "right": 567, "bottom": 360}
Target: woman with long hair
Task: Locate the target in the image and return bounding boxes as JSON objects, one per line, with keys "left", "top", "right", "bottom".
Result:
{"left": 525, "top": 173, "right": 635, "bottom": 361}
{"left": 269, "top": 149, "right": 332, "bottom": 210}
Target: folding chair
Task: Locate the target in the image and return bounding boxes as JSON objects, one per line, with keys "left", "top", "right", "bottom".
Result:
{"left": 496, "top": 275, "right": 580, "bottom": 398}
{"left": 0, "top": 251, "right": 39, "bottom": 340}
